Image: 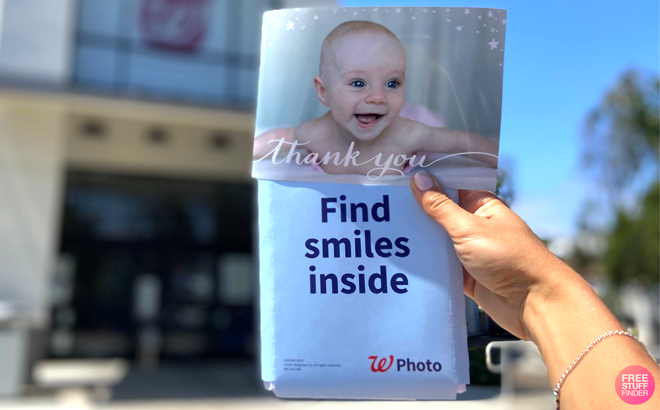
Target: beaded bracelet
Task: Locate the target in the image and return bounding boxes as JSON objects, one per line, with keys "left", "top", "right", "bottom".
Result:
{"left": 553, "top": 330, "right": 638, "bottom": 409}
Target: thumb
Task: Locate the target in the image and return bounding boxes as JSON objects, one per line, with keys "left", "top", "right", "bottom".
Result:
{"left": 410, "top": 171, "right": 474, "bottom": 238}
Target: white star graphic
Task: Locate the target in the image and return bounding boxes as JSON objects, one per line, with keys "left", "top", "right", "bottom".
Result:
{"left": 456, "top": 26, "right": 463, "bottom": 31}
{"left": 447, "top": 19, "right": 451, "bottom": 22}
{"left": 412, "top": 16, "right": 416, "bottom": 20}
{"left": 286, "top": 20, "right": 294, "bottom": 30}
{"left": 314, "top": 15, "right": 318, "bottom": 20}
{"left": 488, "top": 11, "right": 493, "bottom": 17}
{"left": 395, "top": 7, "right": 401, "bottom": 13}
{"left": 353, "top": 11, "right": 357, "bottom": 15}
{"left": 446, "top": 8, "right": 450, "bottom": 12}
{"left": 423, "top": 8, "right": 427, "bottom": 12}
{"left": 373, "top": 7, "right": 378, "bottom": 12}
{"left": 488, "top": 39, "right": 499, "bottom": 50}
{"left": 478, "top": 15, "right": 482, "bottom": 19}
{"left": 464, "top": 9, "right": 471, "bottom": 15}
{"left": 502, "top": 18, "right": 506, "bottom": 25}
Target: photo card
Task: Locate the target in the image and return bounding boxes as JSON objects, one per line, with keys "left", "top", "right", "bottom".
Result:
{"left": 253, "top": 7, "right": 507, "bottom": 190}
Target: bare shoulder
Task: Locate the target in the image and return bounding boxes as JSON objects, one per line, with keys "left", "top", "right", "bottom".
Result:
{"left": 293, "top": 114, "right": 332, "bottom": 145}
{"left": 259, "top": 126, "right": 295, "bottom": 142}
{"left": 391, "top": 116, "right": 433, "bottom": 146}
{"left": 293, "top": 117, "right": 317, "bottom": 140}
{"left": 253, "top": 126, "right": 295, "bottom": 157}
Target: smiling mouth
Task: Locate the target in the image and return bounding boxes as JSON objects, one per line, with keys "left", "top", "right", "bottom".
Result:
{"left": 355, "top": 114, "right": 384, "bottom": 129}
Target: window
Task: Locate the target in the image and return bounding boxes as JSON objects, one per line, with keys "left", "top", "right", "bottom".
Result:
{"left": 73, "top": 0, "right": 274, "bottom": 109}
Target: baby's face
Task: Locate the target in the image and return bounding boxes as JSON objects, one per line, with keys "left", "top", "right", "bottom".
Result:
{"left": 322, "top": 34, "right": 406, "bottom": 142}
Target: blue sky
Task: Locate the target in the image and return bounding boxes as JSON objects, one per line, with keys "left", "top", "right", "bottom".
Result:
{"left": 340, "top": 0, "right": 659, "bottom": 242}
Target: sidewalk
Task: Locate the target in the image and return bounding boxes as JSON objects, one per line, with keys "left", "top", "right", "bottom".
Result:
{"left": 0, "top": 389, "right": 556, "bottom": 410}
{"left": 0, "top": 362, "right": 556, "bottom": 410}
{"left": 0, "top": 390, "right": 556, "bottom": 410}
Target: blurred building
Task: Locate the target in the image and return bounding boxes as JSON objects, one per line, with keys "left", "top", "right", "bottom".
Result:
{"left": 0, "top": 0, "right": 335, "bottom": 391}
{"left": 0, "top": 1, "right": 500, "bottom": 400}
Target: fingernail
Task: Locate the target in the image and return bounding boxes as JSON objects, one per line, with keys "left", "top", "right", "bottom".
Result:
{"left": 413, "top": 171, "right": 434, "bottom": 191}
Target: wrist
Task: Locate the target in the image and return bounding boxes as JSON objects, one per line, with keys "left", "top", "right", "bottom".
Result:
{"left": 520, "top": 262, "right": 624, "bottom": 383}
{"left": 521, "top": 264, "right": 586, "bottom": 343}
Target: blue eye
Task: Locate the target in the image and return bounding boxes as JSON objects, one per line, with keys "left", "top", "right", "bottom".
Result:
{"left": 386, "top": 80, "right": 399, "bottom": 89}
{"left": 351, "top": 80, "right": 365, "bottom": 88}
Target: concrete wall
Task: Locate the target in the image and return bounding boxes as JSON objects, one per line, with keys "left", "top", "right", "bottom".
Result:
{"left": 0, "top": 0, "right": 76, "bottom": 84}
{"left": 65, "top": 97, "right": 255, "bottom": 181}
{"left": 0, "top": 99, "right": 67, "bottom": 326}
{"left": 0, "top": 89, "right": 256, "bottom": 329}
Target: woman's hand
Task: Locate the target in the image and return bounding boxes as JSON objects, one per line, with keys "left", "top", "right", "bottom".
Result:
{"left": 410, "top": 171, "right": 580, "bottom": 340}
{"left": 410, "top": 171, "right": 659, "bottom": 409}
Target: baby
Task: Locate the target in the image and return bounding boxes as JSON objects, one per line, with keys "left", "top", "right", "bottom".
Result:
{"left": 253, "top": 20, "right": 497, "bottom": 177}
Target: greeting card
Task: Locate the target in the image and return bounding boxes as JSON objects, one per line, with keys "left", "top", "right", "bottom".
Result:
{"left": 254, "top": 6, "right": 506, "bottom": 399}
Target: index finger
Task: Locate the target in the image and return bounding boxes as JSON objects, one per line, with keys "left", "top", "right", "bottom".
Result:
{"left": 458, "top": 190, "right": 502, "bottom": 214}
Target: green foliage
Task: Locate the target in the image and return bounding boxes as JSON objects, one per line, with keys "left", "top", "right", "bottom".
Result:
{"left": 496, "top": 157, "right": 515, "bottom": 206}
{"left": 604, "top": 182, "right": 659, "bottom": 286}
{"left": 577, "top": 68, "right": 659, "bottom": 286}
{"left": 468, "top": 346, "right": 501, "bottom": 386}
{"left": 582, "top": 69, "right": 659, "bottom": 199}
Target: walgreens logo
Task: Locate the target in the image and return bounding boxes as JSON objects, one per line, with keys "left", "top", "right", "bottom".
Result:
{"left": 368, "top": 355, "right": 442, "bottom": 373}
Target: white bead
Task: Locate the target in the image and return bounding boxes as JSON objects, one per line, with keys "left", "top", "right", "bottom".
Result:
{"left": 554, "top": 329, "right": 641, "bottom": 407}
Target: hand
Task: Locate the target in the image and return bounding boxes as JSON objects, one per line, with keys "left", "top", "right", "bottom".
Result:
{"left": 410, "top": 171, "right": 575, "bottom": 340}
{"left": 411, "top": 171, "right": 660, "bottom": 408}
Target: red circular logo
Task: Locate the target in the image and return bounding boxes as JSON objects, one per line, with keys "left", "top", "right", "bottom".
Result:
{"left": 139, "top": 0, "right": 210, "bottom": 52}
{"left": 616, "top": 365, "right": 655, "bottom": 405}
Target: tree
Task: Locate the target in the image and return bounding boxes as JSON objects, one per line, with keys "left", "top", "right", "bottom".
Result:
{"left": 582, "top": 70, "right": 658, "bottom": 199}
{"left": 496, "top": 156, "right": 515, "bottom": 207}
{"left": 577, "top": 69, "right": 659, "bottom": 286}
{"left": 604, "top": 182, "right": 659, "bottom": 286}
